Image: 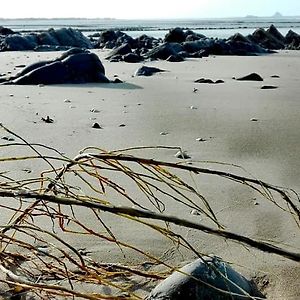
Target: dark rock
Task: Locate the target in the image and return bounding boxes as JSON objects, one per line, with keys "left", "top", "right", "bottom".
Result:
{"left": 123, "top": 52, "right": 143, "bottom": 63}
{"left": 41, "top": 116, "right": 54, "bottom": 123}
{"left": 270, "top": 75, "right": 280, "bottom": 78}
{"left": 166, "top": 54, "right": 184, "bottom": 62}
{"left": 285, "top": 30, "right": 300, "bottom": 49}
{"left": 147, "top": 256, "right": 264, "bottom": 300}
{"left": 106, "top": 43, "right": 132, "bottom": 59}
{"left": 144, "top": 42, "right": 184, "bottom": 60}
{"left": 1, "top": 34, "right": 38, "bottom": 51}
{"left": 5, "top": 49, "right": 109, "bottom": 85}
{"left": 236, "top": 73, "right": 263, "bottom": 81}
{"left": 0, "top": 26, "right": 14, "bottom": 35}
{"left": 261, "top": 85, "right": 278, "bottom": 89}
{"left": 112, "top": 78, "right": 123, "bottom": 83}
{"left": 266, "top": 24, "right": 286, "bottom": 44}
{"left": 50, "top": 28, "right": 93, "bottom": 48}
{"left": 164, "top": 27, "right": 186, "bottom": 43}
{"left": 0, "top": 28, "right": 93, "bottom": 51}
{"left": 215, "top": 79, "right": 225, "bottom": 84}
{"left": 195, "top": 78, "right": 215, "bottom": 84}
{"left": 37, "top": 31, "right": 60, "bottom": 46}
{"left": 248, "top": 27, "right": 284, "bottom": 49}
{"left": 109, "top": 55, "right": 123, "bottom": 62}
{"left": 96, "top": 30, "right": 134, "bottom": 49}
{"left": 92, "top": 122, "right": 102, "bottom": 129}
{"left": 134, "top": 66, "right": 165, "bottom": 76}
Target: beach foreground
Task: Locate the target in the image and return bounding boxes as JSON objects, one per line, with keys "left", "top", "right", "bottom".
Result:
{"left": 0, "top": 50, "right": 299, "bottom": 299}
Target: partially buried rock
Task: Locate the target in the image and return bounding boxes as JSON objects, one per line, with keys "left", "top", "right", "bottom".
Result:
{"left": 92, "top": 122, "right": 102, "bottom": 129}
{"left": 236, "top": 73, "right": 263, "bottom": 81}
{"left": 41, "top": 116, "right": 54, "bottom": 123}
{"left": 134, "top": 66, "right": 166, "bottom": 77}
{"left": 195, "top": 78, "right": 224, "bottom": 84}
{"left": 261, "top": 85, "right": 278, "bottom": 89}
{"left": 175, "top": 150, "right": 191, "bottom": 159}
{"left": 146, "top": 256, "right": 263, "bottom": 300}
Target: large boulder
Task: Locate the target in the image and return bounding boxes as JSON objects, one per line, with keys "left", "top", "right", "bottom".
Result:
{"left": 1, "top": 34, "right": 38, "bottom": 51}
{"left": 106, "top": 43, "right": 132, "bottom": 59}
{"left": 266, "top": 24, "right": 286, "bottom": 44}
{"left": 4, "top": 48, "right": 109, "bottom": 85}
{"left": 147, "top": 257, "right": 263, "bottom": 300}
{"left": 0, "top": 26, "right": 14, "bottom": 35}
{"left": 0, "top": 28, "right": 93, "bottom": 51}
{"left": 144, "top": 42, "right": 184, "bottom": 60}
{"left": 285, "top": 30, "right": 300, "bottom": 49}
{"left": 50, "top": 28, "right": 93, "bottom": 48}
{"left": 164, "top": 27, "right": 186, "bottom": 43}
{"left": 248, "top": 28, "right": 285, "bottom": 49}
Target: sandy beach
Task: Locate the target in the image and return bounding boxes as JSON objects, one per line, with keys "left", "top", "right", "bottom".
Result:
{"left": 0, "top": 49, "right": 300, "bottom": 299}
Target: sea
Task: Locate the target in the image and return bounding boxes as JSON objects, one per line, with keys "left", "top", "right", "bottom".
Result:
{"left": 1, "top": 17, "right": 300, "bottom": 39}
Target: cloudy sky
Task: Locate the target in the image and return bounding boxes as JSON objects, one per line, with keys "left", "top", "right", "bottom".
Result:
{"left": 1, "top": 0, "right": 299, "bottom": 19}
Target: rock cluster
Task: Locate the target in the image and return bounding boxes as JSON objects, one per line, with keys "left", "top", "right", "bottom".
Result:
{"left": 0, "top": 24, "right": 299, "bottom": 60}
{"left": 0, "top": 27, "right": 93, "bottom": 51}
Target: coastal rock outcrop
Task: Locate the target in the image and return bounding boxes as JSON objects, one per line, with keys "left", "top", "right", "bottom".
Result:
{"left": 147, "top": 256, "right": 263, "bottom": 300}
{"left": 2, "top": 48, "right": 109, "bottom": 85}
{"left": 0, "top": 28, "right": 93, "bottom": 51}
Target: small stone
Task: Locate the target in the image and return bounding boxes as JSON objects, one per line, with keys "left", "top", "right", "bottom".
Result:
{"left": 90, "top": 108, "right": 100, "bottom": 113}
{"left": 25, "top": 96, "right": 30, "bottom": 99}
{"left": 175, "top": 150, "right": 191, "bottom": 159}
{"left": 119, "top": 124, "right": 126, "bottom": 127}
{"left": 64, "top": 99, "right": 71, "bottom": 103}
{"left": 191, "top": 209, "right": 201, "bottom": 216}
{"left": 160, "top": 132, "right": 168, "bottom": 136}
{"left": 250, "top": 118, "right": 258, "bottom": 122}
{"left": 254, "top": 201, "right": 260, "bottom": 206}
{"left": 193, "top": 88, "right": 198, "bottom": 93}
{"left": 9, "top": 94, "right": 14, "bottom": 97}
{"left": 196, "top": 138, "right": 206, "bottom": 142}
{"left": 41, "top": 116, "right": 54, "bottom": 123}
{"left": 190, "top": 106, "right": 197, "bottom": 110}
{"left": 271, "top": 75, "right": 280, "bottom": 78}
{"left": 92, "top": 122, "right": 102, "bottom": 129}
{"left": 69, "top": 105, "right": 75, "bottom": 109}
{"left": 2, "top": 136, "right": 15, "bottom": 141}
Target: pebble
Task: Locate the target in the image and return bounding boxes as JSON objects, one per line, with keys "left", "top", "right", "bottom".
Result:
{"left": 64, "top": 99, "right": 71, "bottom": 103}
{"left": 9, "top": 94, "right": 14, "bottom": 97}
{"left": 190, "top": 209, "right": 201, "bottom": 216}
{"left": 250, "top": 118, "right": 258, "bottom": 122}
{"left": 160, "top": 132, "right": 168, "bottom": 136}
{"left": 119, "top": 124, "right": 126, "bottom": 127}
{"left": 175, "top": 150, "right": 191, "bottom": 159}
{"left": 196, "top": 138, "right": 207, "bottom": 142}
{"left": 193, "top": 88, "right": 198, "bottom": 93}
{"left": 190, "top": 106, "right": 197, "bottom": 110}
{"left": 69, "top": 105, "right": 76, "bottom": 109}
{"left": 41, "top": 116, "right": 54, "bottom": 123}
{"left": 90, "top": 108, "right": 100, "bottom": 113}
{"left": 92, "top": 122, "right": 102, "bottom": 129}
{"left": 1, "top": 136, "right": 15, "bottom": 141}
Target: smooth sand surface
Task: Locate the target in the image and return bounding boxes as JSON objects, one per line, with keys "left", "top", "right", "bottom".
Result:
{"left": 0, "top": 50, "right": 299, "bottom": 298}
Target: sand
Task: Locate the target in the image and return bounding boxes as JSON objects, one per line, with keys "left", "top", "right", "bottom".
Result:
{"left": 0, "top": 49, "right": 299, "bottom": 299}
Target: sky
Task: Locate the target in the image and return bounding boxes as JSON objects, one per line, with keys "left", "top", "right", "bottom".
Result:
{"left": 1, "top": 0, "right": 299, "bottom": 19}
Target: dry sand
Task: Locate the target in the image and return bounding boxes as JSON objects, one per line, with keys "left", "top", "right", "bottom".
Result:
{"left": 0, "top": 50, "right": 299, "bottom": 299}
